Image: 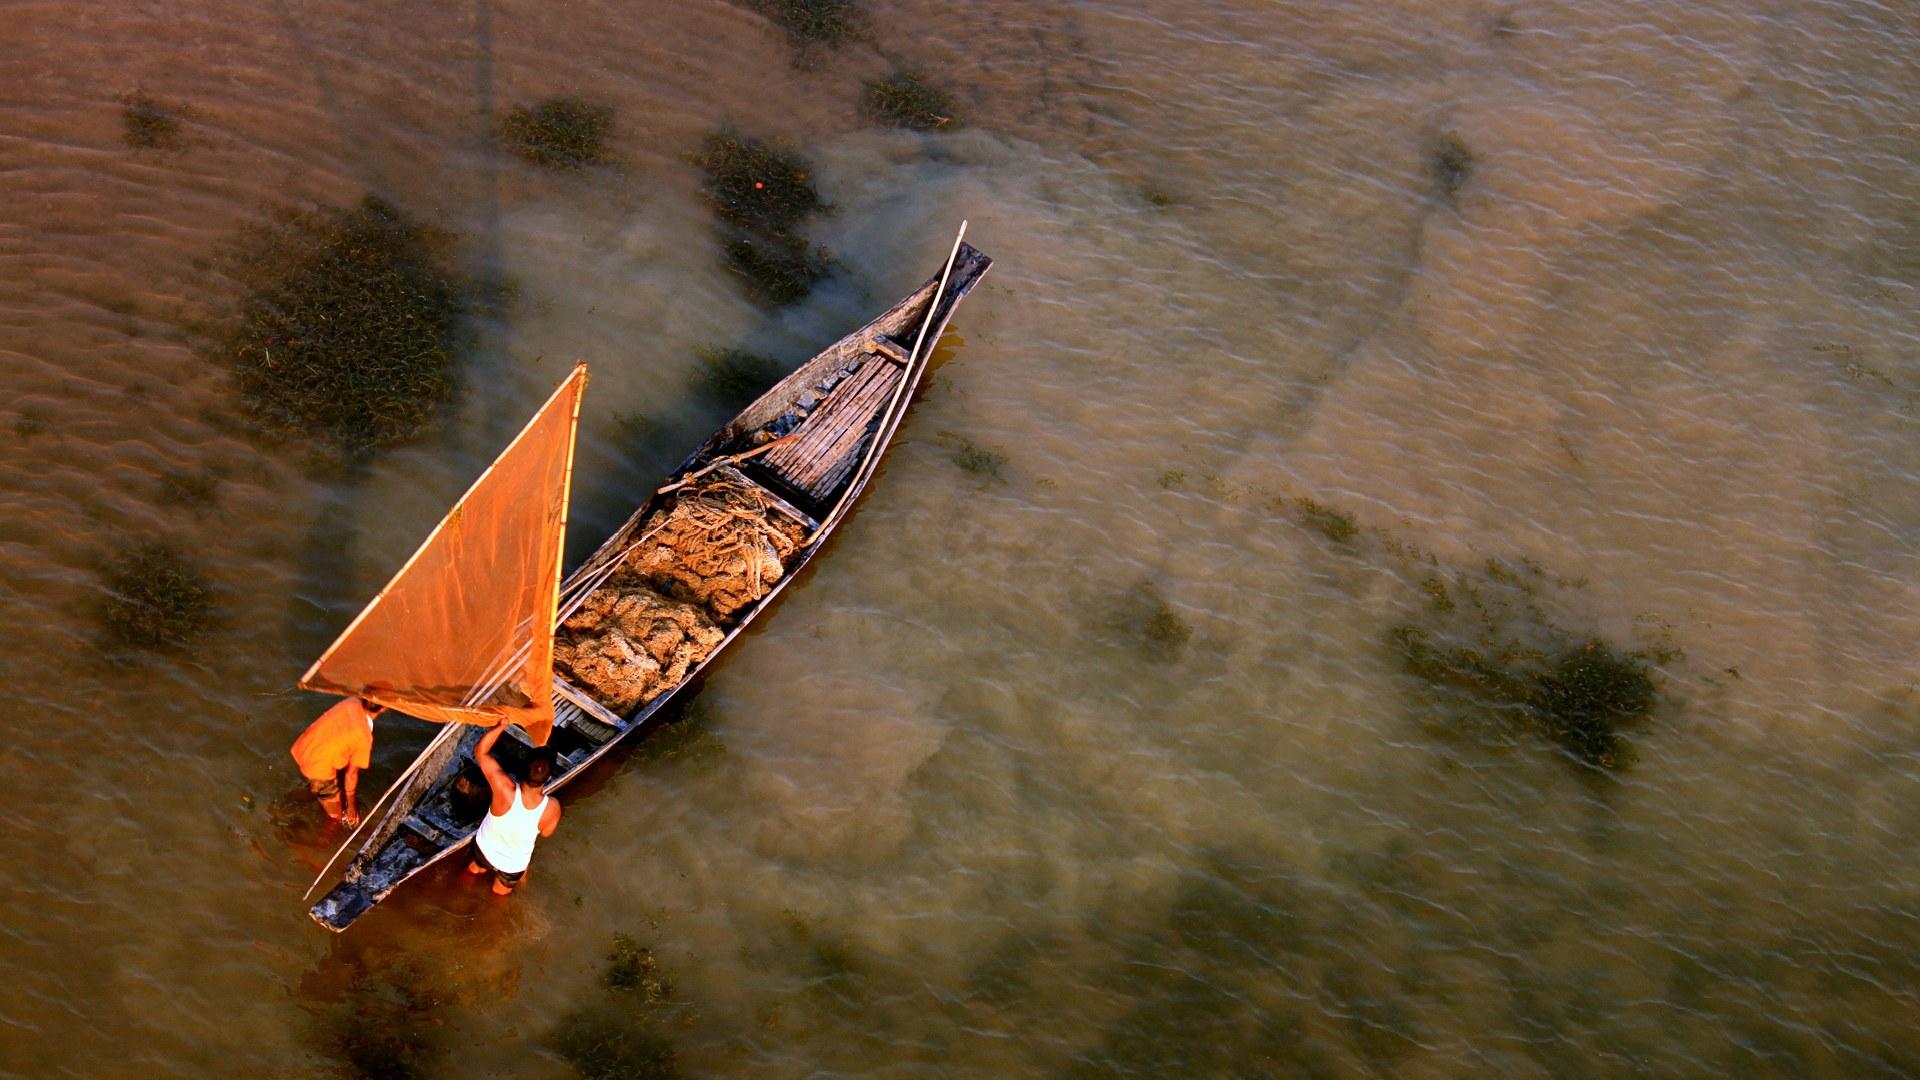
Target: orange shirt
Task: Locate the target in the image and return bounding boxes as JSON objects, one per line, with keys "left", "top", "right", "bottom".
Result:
{"left": 291, "top": 698, "right": 375, "bottom": 780}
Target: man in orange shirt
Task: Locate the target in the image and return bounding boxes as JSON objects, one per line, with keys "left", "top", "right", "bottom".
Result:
{"left": 290, "top": 697, "right": 386, "bottom": 825}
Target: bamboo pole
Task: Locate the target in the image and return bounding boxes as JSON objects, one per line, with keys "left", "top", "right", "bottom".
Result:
{"left": 302, "top": 721, "right": 461, "bottom": 900}
{"left": 655, "top": 429, "right": 802, "bottom": 496}
{"left": 809, "top": 222, "right": 967, "bottom": 543}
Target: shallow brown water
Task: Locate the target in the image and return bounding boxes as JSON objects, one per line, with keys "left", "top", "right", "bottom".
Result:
{"left": 3, "top": 0, "right": 1918, "bottom": 1076}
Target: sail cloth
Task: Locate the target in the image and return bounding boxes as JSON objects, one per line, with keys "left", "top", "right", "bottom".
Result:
{"left": 300, "top": 364, "right": 588, "bottom": 746}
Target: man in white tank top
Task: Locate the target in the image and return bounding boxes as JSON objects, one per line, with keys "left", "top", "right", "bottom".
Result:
{"left": 467, "top": 724, "right": 563, "bottom": 895}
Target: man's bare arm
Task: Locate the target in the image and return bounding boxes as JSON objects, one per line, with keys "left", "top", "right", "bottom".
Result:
{"left": 537, "top": 798, "right": 562, "bottom": 838}
{"left": 474, "top": 725, "right": 516, "bottom": 807}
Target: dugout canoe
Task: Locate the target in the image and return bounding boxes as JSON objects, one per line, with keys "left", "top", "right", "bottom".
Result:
{"left": 307, "top": 237, "right": 992, "bottom": 932}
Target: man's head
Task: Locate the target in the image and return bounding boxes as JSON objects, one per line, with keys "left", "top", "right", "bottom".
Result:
{"left": 358, "top": 698, "right": 388, "bottom": 719}
{"left": 525, "top": 747, "right": 557, "bottom": 786}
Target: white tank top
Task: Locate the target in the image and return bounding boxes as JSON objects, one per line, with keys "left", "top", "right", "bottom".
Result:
{"left": 475, "top": 786, "right": 548, "bottom": 874}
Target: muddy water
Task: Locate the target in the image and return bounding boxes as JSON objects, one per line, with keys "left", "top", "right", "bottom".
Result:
{"left": 3, "top": 0, "right": 1918, "bottom": 1076}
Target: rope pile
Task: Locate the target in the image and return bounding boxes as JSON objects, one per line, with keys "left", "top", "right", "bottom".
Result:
{"left": 628, "top": 477, "right": 806, "bottom": 618}
{"left": 554, "top": 475, "right": 805, "bottom": 711}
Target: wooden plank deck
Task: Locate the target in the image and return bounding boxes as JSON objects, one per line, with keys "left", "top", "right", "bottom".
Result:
{"left": 759, "top": 357, "right": 901, "bottom": 499}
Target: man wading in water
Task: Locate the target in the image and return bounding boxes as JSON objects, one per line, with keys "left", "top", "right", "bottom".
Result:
{"left": 468, "top": 724, "right": 563, "bottom": 895}
{"left": 290, "top": 697, "right": 386, "bottom": 825}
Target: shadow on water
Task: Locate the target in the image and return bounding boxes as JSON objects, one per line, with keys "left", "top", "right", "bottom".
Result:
{"left": 296, "top": 894, "right": 530, "bottom": 1079}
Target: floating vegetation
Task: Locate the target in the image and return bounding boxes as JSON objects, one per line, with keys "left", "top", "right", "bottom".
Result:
{"left": 101, "top": 542, "right": 213, "bottom": 649}
{"left": 222, "top": 196, "right": 469, "bottom": 454}
{"left": 548, "top": 1008, "right": 678, "bottom": 1080}
{"left": 756, "top": 0, "right": 864, "bottom": 47}
{"left": 1140, "top": 185, "right": 1177, "bottom": 209}
{"left": 499, "top": 97, "right": 613, "bottom": 170}
{"left": 1420, "top": 576, "right": 1453, "bottom": 612}
{"left": 936, "top": 431, "right": 1007, "bottom": 483}
{"left": 722, "top": 232, "right": 832, "bottom": 306}
{"left": 691, "top": 346, "right": 783, "bottom": 406}
{"left": 863, "top": 71, "right": 958, "bottom": 130}
{"left": 1431, "top": 132, "right": 1473, "bottom": 200}
{"left": 1294, "top": 496, "right": 1358, "bottom": 544}
{"left": 603, "top": 934, "right": 673, "bottom": 1002}
{"left": 1157, "top": 469, "right": 1186, "bottom": 490}
{"left": 1107, "top": 581, "right": 1192, "bottom": 663}
{"left": 157, "top": 466, "right": 220, "bottom": 506}
{"left": 693, "top": 131, "right": 832, "bottom": 306}
{"left": 120, "top": 91, "right": 187, "bottom": 151}
{"left": 14, "top": 410, "right": 45, "bottom": 440}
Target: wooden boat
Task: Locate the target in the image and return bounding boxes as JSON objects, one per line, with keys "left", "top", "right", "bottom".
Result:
{"left": 306, "top": 235, "right": 992, "bottom": 932}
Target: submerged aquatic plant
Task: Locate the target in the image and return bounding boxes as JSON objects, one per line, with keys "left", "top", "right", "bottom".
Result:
{"left": 548, "top": 1009, "right": 677, "bottom": 1080}
{"left": 1529, "top": 640, "right": 1655, "bottom": 769}
{"left": 692, "top": 346, "right": 783, "bottom": 405}
{"left": 120, "top": 91, "right": 187, "bottom": 151}
{"left": 603, "top": 934, "right": 673, "bottom": 1002}
{"left": 318, "top": 964, "right": 449, "bottom": 1080}
{"left": 1294, "top": 497, "right": 1359, "bottom": 544}
{"left": 222, "top": 195, "right": 469, "bottom": 454}
{"left": 692, "top": 131, "right": 834, "bottom": 305}
{"left": 693, "top": 132, "right": 825, "bottom": 235}
{"left": 499, "top": 97, "right": 614, "bottom": 170}
{"left": 863, "top": 72, "right": 958, "bottom": 130}
{"left": 722, "top": 232, "right": 832, "bottom": 306}
{"left": 1391, "top": 624, "right": 1657, "bottom": 770}
{"left": 101, "top": 542, "right": 213, "bottom": 649}
{"left": 937, "top": 432, "right": 1007, "bottom": 483}
{"left": 1107, "top": 581, "right": 1193, "bottom": 663}
{"left": 756, "top": 0, "right": 864, "bottom": 46}
{"left": 1430, "top": 132, "right": 1473, "bottom": 200}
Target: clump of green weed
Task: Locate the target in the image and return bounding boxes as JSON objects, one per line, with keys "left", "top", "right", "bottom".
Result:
{"left": 222, "top": 196, "right": 469, "bottom": 454}
{"left": 863, "top": 71, "right": 957, "bottom": 130}
{"left": 101, "top": 542, "right": 213, "bottom": 649}
{"left": 1420, "top": 577, "right": 1453, "bottom": 612}
{"left": 120, "top": 91, "right": 187, "bottom": 151}
{"left": 602, "top": 934, "right": 673, "bottom": 1002}
{"left": 693, "top": 132, "right": 825, "bottom": 235}
{"left": 692, "top": 131, "right": 833, "bottom": 305}
{"left": 1157, "top": 469, "right": 1186, "bottom": 490}
{"left": 936, "top": 431, "right": 1007, "bottom": 482}
{"left": 1529, "top": 641, "right": 1655, "bottom": 769}
{"left": 157, "top": 467, "right": 220, "bottom": 506}
{"left": 548, "top": 1008, "right": 678, "bottom": 1080}
{"left": 756, "top": 0, "right": 864, "bottom": 46}
{"left": 1295, "top": 497, "right": 1358, "bottom": 544}
{"left": 1140, "top": 185, "right": 1176, "bottom": 208}
{"left": 723, "top": 233, "right": 832, "bottom": 305}
{"left": 1431, "top": 132, "right": 1472, "bottom": 200}
{"left": 1108, "top": 581, "right": 1192, "bottom": 663}
{"left": 499, "top": 97, "right": 613, "bottom": 170}
{"left": 14, "top": 411, "right": 45, "bottom": 440}
{"left": 692, "top": 346, "right": 783, "bottom": 405}
{"left": 1391, "top": 624, "right": 1657, "bottom": 770}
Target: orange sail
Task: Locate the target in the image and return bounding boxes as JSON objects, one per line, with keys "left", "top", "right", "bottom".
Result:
{"left": 300, "top": 364, "right": 588, "bottom": 746}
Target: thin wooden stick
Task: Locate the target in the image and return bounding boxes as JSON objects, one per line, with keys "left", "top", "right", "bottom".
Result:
{"left": 809, "top": 222, "right": 967, "bottom": 544}
{"left": 302, "top": 722, "right": 461, "bottom": 900}
{"left": 655, "top": 430, "right": 802, "bottom": 496}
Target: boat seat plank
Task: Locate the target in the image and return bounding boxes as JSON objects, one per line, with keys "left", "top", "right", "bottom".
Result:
{"left": 760, "top": 359, "right": 900, "bottom": 499}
